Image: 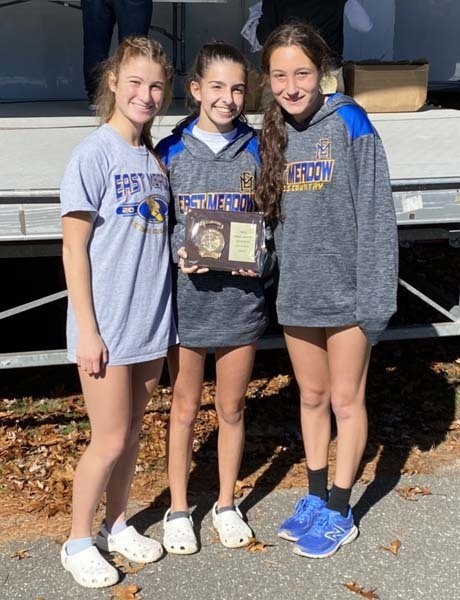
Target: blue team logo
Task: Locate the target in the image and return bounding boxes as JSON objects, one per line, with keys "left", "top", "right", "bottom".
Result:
{"left": 138, "top": 195, "right": 168, "bottom": 223}
{"left": 117, "top": 195, "right": 168, "bottom": 223}
{"left": 315, "top": 139, "right": 332, "bottom": 160}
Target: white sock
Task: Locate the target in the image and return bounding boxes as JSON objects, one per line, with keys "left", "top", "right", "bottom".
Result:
{"left": 66, "top": 537, "right": 92, "bottom": 556}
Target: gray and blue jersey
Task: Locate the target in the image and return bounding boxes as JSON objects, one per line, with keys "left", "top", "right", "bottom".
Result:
{"left": 157, "top": 119, "right": 270, "bottom": 348}
{"left": 275, "top": 93, "right": 398, "bottom": 344}
{"left": 60, "top": 124, "right": 178, "bottom": 365}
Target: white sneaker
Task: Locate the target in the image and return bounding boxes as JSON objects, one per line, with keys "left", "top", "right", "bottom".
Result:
{"left": 95, "top": 525, "right": 163, "bottom": 563}
{"left": 212, "top": 503, "right": 253, "bottom": 548}
{"left": 61, "top": 543, "right": 119, "bottom": 588}
{"left": 163, "top": 508, "right": 198, "bottom": 555}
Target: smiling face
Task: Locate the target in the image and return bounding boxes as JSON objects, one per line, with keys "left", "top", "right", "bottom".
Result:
{"left": 190, "top": 59, "right": 246, "bottom": 133}
{"left": 269, "top": 45, "right": 323, "bottom": 122}
{"left": 109, "top": 55, "right": 167, "bottom": 135}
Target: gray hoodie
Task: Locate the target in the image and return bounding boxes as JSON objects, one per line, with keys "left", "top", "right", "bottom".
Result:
{"left": 157, "top": 119, "right": 271, "bottom": 348}
{"left": 274, "top": 93, "right": 398, "bottom": 344}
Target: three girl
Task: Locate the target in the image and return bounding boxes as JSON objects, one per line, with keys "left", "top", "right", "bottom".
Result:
{"left": 60, "top": 19, "right": 398, "bottom": 590}
{"left": 257, "top": 21, "right": 398, "bottom": 558}
{"left": 60, "top": 37, "right": 176, "bottom": 587}
{"left": 157, "top": 42, "right": 273, "bottom": 554}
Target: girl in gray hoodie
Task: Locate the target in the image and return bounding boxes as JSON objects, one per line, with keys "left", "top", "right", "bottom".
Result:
{"left": 257, "top": 22, "right": 398, "bottom": 558}
{"left": 157, "top": 42, "right": 274, "bottom": 554}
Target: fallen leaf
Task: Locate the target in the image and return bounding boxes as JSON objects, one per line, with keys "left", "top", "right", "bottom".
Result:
{"left": 28, "top": 434, "right": 64, "bottom": 447}
{"left": 380, "top": 539, "right": 401, "bottom": 555}
{"left": 430, "top": 361, "right": 445, "bottom": 374}
{"left": 52, "top": 465, "right": 74, "bottom": 481}
{"left": 395, "top": 485, "right": 432, "bottom": 501}
{"left": 344, "top": 581, "right": 380, "bottom": 599}
{"left": 209, "top": 528, "right": 221, "bottom": 544}
{"left": 245, "top": 537, "right": 274, "bottom": 553}
{"left": 233, "top": 479, "right": 254, "bottom": 498}
{"left": 111, "top": 583, "right": 142, "bottom": 599}
{"left": 52, "top": 534, "right": 68, "bottom": 545}
{"left": 113, "top": 555, "right": 145, "bottom": 574}
{"left": 11, "top": 549, "right": 31, "bottom": 560}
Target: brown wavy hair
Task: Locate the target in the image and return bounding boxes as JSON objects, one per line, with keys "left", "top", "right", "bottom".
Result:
{"left": 94, "top": 36, "right": 174, "bottom": 155}
{"left": 257, "top": 22, "right": 330, "bottom": 220}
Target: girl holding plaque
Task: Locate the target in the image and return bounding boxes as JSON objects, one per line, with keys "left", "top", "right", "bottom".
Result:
{"left": 157, "top": 42, "right": 274, "bottom": 554}
{"left": 60, "top": 38, "right": 177, "bottom": 588}
{"left": 257, "top": 22, "right": 398, "bottom": 558}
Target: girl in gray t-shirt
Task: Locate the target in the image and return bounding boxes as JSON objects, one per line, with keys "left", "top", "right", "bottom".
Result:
{"left": 59, "top": 37, "right": 177, "bottom": 589}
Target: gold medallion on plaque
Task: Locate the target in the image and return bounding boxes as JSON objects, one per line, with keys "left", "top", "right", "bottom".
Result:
{"left": 196, "top": 220, "right": 225, "bottom": 259}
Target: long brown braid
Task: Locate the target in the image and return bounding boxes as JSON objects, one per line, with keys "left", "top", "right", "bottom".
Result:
{"left": 257, "top": 22, "right": 331, "bottom": 220}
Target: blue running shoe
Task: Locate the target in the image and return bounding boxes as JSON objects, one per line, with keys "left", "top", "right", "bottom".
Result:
{"left": 293, "top": 506, "right": 358, "bottom": 558}
{"left": 278, "top": 495, "right": 327, "bottom": 541}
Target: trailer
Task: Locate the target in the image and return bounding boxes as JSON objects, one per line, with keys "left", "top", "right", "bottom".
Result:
{"left": 1, "top": 102, "right": 459, "bottom": 368}
{"left": 1, "top": 0, "right": 460, "bottom": 367}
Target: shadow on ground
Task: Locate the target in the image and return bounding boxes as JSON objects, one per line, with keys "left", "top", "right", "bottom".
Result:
{"left": 130, "top": 339, "right": 458, "bottom": 535}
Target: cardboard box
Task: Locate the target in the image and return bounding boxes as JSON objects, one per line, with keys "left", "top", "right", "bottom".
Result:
{"left": 344, "top": 62, "right": 429, "bottom": 113}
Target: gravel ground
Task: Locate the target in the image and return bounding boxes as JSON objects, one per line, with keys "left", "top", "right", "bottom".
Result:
{"left": 1, "top": 469, "right": 458, "bottom": 600}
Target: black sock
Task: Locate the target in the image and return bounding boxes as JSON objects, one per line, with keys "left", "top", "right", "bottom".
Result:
{"left": 307, "top": 466, "right": 328, "bottom": 501}
{"left": 327, "top": 484, "right": 352, "bottom": 517}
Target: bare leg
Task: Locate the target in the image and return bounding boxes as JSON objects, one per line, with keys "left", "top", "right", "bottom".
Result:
{"left": 214, "top": 344, "right": 256, "bottom": 508}
{"left": 69, "top": 365, "right": 132, "bottom": 539}
{"left": 284, "top": 327, "right": 331, "bottom": 473}
{"left": 167, "top": 345, "right": 206, "bottom": 512}
{"left": 105, "top": 358, "right": 164, "bottom": 530}
{"left": 327, "top": 326, "right": 371, "bottom": 489}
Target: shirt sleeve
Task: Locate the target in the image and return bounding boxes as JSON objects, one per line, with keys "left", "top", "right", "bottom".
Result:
{"left": 351, "top": 131, "right": 399, "bottom": 345}
{"left": 60, "top": 143, "right": 108, "bottom": 217}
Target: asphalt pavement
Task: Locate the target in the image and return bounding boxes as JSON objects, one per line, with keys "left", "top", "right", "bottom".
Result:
{"left": 1, "top": 468, "right": 458, "bottom": 600}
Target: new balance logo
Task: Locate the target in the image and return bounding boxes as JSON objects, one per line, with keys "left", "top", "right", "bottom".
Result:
{"left": 324, "top": 525, "right": 345, "bottom": 542}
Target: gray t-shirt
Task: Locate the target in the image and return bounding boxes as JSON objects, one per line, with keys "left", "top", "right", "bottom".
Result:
{"left": 60, "top": 124, "right": 177, "bottom": 365}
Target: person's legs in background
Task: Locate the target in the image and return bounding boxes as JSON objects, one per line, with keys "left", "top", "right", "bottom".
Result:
{"left": 115, "top": 0, "right": 153, "bottom": 41}
{"left": 81, "top": 0, "right": 152, "bottom": 104}
{"left": 81, "top": 0, "right": 115, "bottom": 103}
